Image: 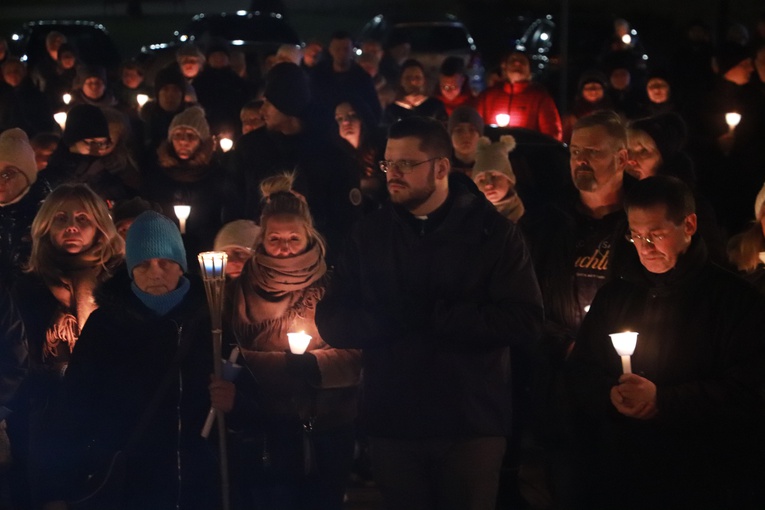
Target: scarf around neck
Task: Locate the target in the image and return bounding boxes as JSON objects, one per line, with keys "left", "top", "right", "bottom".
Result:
{"left": 131, "top": 275, "right": 190, "bottom": 316}
{"left": 252, "top": 243, "right": 326, "bottom": 296}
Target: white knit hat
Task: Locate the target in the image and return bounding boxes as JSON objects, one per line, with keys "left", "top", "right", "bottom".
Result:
{"left": 472, "top": 135, "right": 517, "bottom": 185}
{"left": 0, "top": 128, "right": 37, "bottom": 185}
{"left": 214, "top": 220, "right": 260, "bottom": 251}
{"left": 168, "top": 106, "right": 210, "bottom": 142}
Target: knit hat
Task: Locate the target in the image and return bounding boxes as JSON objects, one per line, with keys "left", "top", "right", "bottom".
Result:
{"left": 718, "top": 42, "right": 751, "bottom": 75}
{"left": 214, "top": 220, "right": 260, "bottom": 251}
{"left": 0, "top": 128, "right": 37, "bottom": 185}
{"left": 153, "top": 65, "right": 186, "bottom": 96}
{"left": 577, "top": 70, "right": 608, "bottom": 90}
{"left": 472, "top": 135, "right": 517, "bottom": 184}
{"left": 263, "top": 62, "right": 312, "bottom": 118}
{"left": 126, "top": 211, "right": 187, "bottom": 275}
{"left": 755, "top": 182, "right": 765, "bottom": 219}
{"left": 76, "top": 64, "right": 107, "bottom": 86}
{"left": 448, "top": 105, "right": 483, "bottom": 135}
{"left": 629, "top": 112, "right": 687, "bottom": 161}
{"left": 176, "top": 43, "right": 206, "bottom": 64}
{"left": 168, "top": 106, "right": 210, "bottom": 141}
{"left": 62, "top": 104, "right": 110, "bottom": 147}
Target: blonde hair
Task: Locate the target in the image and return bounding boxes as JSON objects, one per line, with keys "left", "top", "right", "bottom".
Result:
{"left": 27, "top": 183, "right": 125, "bottom": 279}
{"left": 257, "top": 189, "right": 326, "bottom": 259}
{"left": 727, "top": 222, "right": 765, "bottom": 272}
{"left": 259, "top": 171, "right": 296, "bottom": 200}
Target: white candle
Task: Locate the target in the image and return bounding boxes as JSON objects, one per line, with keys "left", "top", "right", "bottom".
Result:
{"left": 219, "top": 137, "right": 233, "bottom": 152}
{"left": 495, "top": 113, "right": 510, "bottom": 127}
{"left": 53, "top": 111, "right": 67, "bottom": 131}
{"left": 62, "top": 93, "right": 71, "bottom": 105}
{"left": 287, "top": 331, "right": 312, "bottom": 355}
{"left": 173, "top": 205, "right": 191, "bottom": 234}
{"left": 610, "top": 331, "right": 638, "bottom": 374}
{"left": 725, "top": 112, "right": 741, "bottom": 132}
{"left": 621, "top": 34, "right": 632, "bottom": 44}
{"left": 136, "top": 93, "right": 149, "bottom": 107}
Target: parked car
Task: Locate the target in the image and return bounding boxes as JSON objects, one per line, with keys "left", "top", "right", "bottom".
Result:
{"left": 358, "top": 12, "right": 484, "bottom": 93}
{"left": 138, "top": 10, "right": 301, "bottom": 85}
{"left": 8, "top": 20, "right": 122, "bottom": 72}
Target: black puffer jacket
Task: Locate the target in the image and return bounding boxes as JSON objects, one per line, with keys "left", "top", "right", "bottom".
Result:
{"left": 316, "top": 176, "right": 543, "bottom": 438}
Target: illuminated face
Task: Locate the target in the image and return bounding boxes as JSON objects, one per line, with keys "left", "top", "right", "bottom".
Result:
{"left": 646, "top": 78, "right": 670, "bottom": 104}
{"left": 48, "top": 198, "right": 97, "bottom": 254}
{"left": 33, "top": 146, "right": 55, "bottom": 171}
{"left": 610, "top": 68, "right": 631, "bottom": 90}
{"left": 451, "top": 123, "right": 480, "bottom": 157}
{"left": 0, "top": 164, "right": 30, "bottom": 204}
{"left": 2, "top": 62, "right": 25, "bottom": 88}
{"left": 82, "top": 77, "right": 106, "bottom": 100}
{"left": 121, "top": 68, "right": 143, "bottom": 89}
{"left": 302, "top": 43, "right": 322, "bottom": 67}
{"left": 474, "top": 171, "right": 512, "bottom": 204}
{"left": 569, "top": 125, "right": 626, "bottom": 193}
{"left": 223, "top": 247, "right": 252, "bottom": 278}
{"left": 626, "top": 133, "right": 662, "bottom": 180}
{"left": 60, "top": 52, "right": 76, "bottom": 70}
{"left": 627, "top": 204, "right": 696, "bottom": 274}
{"left": 179, "top": 57, "right": 201, "bottom": 79}
{"left": 335, "top": 102, "right": 361, "bottom": 148}
{"left": 170, "top": 128, "right": 201, "bottom": 160}
{"left": 263, "top": 214, "right": 309, "bottom": 258}
{"left": 581, "top": 82, "right": 604, "bottom": 103}
{"left": 71, "top": 138, "right": 110, "bottom": 156}
{"left": 401, "top": 66, "right": 425, "bottom": 96}
{"left": 132, "top": 258, "right": 184, "bottom": 295}
{"left": 502, "top": 53, "right": 531, "bottom": 83}
{"left": 384, "top": 136, "right": 439, "bottom": 212}
{"left": 724, "top": 58, "right": 754, "bottom": 86}
{"left": 439, "top": 74, "right": 464, "bottom": 101}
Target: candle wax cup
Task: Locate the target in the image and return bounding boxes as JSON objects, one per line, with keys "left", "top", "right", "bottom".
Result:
{"left": 287, "top": 331, "right": 312, "bottom": 354}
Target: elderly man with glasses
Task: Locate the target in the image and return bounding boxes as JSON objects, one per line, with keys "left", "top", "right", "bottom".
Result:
{"left": 316, "top": 116, "right": 542, "bottom": 510}
{"left": 567, "top": 175, "right": 765, "bottom": 509}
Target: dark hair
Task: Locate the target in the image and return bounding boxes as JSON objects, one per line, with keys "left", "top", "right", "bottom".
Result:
{"left": 400, "top": 58, "right": 425, "bottom": 72}
{"left": 440, "top": 56, "right": 465, "bottom": 76}
{"left": 121, "top": 59, "right": 144, "bottom": 75}
{"left": 242, "top": 99, "right": 264, "bottom": 111}
{"left": 572, "top": 109, "right": 627, "bottom": 149}
{"left": 624, "top": 175, "right": 695, "bottom": 225}
{"left": 388, "top": 116, "right": 451, "bottom": 158}
{"left": 330, "top": 30, "right": 353, "bottom": 42}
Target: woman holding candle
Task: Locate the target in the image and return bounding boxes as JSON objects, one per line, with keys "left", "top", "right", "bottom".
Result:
{"left": 228, "top": 185, "right": 361, "bottom": 510}
{"left": 39, "top": 210, "right": 234, "bottom": 509}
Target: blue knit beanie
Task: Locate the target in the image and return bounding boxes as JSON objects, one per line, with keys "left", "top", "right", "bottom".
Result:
{"left": 126, "top": 211, "right": 187, "bottom": 276}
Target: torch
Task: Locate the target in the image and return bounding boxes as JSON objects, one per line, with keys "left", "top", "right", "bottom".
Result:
{"left": 197, "top": 251, "right": 230, "bottom": 510}
{"left": 610, "top": 331, "right": 638, "bottom": 374}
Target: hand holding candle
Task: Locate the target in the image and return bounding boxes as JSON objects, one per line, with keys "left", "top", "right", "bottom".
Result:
{"left": 610, "top": 331, "right": 638, "bottom": 374}
{"left": 202, "top": 347, "right": 240, "bottom": 438}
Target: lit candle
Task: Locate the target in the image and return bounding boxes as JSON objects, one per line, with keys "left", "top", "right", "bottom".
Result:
{"left": 287, "top": 331, "right": 312, "bottom": 355}
{"left": 219, "top": 137, "right": 233, "bottom": 152}
{"left": 136, "top": 93, "right": 149, "bottom": 107}
{"left": 62, "top": 93, "right": 71, "bottom": 105}
{"left": 621, "top": 34, "right": 632, "bottom": 44}
{"left": 725, "top": 112, "right": 741, "bottom": 132}
{"left": 610, "top": 331, "right": 638, "bottom": 374}
{"left": 495, "top": 113, "right": 510, "bottom": 127}
{"left": 198, "top": 251, "right": 227, "bottom": 279}
{"left": 53, "top": 111, "right": 67, "bottom": 131}
{"left": 173, "top": 204, "right": 191, "bottom": 234}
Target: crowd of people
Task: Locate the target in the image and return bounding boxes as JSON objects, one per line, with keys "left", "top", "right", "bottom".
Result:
{"left": 0, "top": 11, "right": 764, "bottom": 510}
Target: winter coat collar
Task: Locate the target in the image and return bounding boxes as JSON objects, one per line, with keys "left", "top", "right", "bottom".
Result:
{"left": 619, "top": 235, "right": 709, "bottom": 291}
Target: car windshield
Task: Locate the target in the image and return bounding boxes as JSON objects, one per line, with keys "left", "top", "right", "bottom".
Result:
{"left": 187, "top": 16, "right": 299, "bottom": 44}
{"left": 389, "top": 24, "right": 470, "bottom": 53}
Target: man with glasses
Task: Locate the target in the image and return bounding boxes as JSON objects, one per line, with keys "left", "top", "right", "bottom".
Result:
{"left": 567, "top": 175, "right": 765, "bottom": 509}
{"left": 316, "top": 116, "right": 543, "bottom": 510}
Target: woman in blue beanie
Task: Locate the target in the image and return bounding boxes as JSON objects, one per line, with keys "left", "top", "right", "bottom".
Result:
{"left": 41, "top": 210, "right": 242, "bottom": 510}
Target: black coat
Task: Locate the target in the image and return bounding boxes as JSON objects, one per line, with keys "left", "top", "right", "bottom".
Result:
{"left": 567, "top": 238, "right": 765, "bottom": 509}
{"left": 44, "top": 271, "right": 219, "bottom": 509}
{"left": 0, "top": 286, "right": 27, "bottom": 407}
{"left": 315, "top": 177, "right": 543, "bottom": 438}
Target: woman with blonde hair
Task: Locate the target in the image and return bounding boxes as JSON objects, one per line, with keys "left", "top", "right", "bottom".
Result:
{"left": 9, "top": 183, "right": 123, "bottom": 508}
{"left": 728, "top": 183, "right": 765, "bottom": 293}
{"left": 228, "top": 178, "right": 359, "bottom": 510}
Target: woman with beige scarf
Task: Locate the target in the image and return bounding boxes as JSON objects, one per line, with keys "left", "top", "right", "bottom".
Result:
{"left": 228, "top": 185, "right": 361, "bottom": 510}
{"left": 9, "top": 183, "right": 123, "bottom": 508}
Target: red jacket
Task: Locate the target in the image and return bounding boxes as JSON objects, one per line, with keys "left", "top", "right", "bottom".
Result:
{"left": 475, "top": 80, "right": 562, "bottom": 141}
